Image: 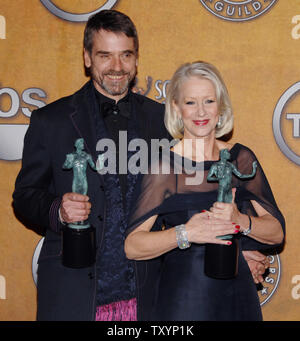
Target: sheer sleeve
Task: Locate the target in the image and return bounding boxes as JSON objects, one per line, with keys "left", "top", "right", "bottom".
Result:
{"left": 127, "top": 160, "right": 176, "bottom": 236}
{"left": 233, "top": 144, "right": 285, "bottom": 251}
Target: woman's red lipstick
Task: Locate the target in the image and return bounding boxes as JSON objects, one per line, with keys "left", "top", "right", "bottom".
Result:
{"left": 193, "top": 119, "right": 209, "bottom": 126}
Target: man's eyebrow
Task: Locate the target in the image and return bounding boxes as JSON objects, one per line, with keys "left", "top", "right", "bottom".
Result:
{"left": 96, "top": 50, "right": 110, "bottom": 55}
{"left": 95, "top": 49, "right": 135, "bottom": 55}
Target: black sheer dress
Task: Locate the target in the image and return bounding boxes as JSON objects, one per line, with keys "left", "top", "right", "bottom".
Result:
{"left": 127, "top": 143, "right": 285, "bottom": 321}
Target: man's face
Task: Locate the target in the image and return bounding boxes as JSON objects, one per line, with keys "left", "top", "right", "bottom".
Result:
{"left": 84, "top": 29, "right": 138, "bottom": 102}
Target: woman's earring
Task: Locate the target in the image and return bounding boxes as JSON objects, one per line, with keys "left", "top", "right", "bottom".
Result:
{"left": 216, "top": 116, "right": 223, "bottom": 129}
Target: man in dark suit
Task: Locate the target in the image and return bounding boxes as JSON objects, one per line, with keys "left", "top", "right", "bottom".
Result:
{"left": 13, "top": 10, "right": 268, "bottom": 321}
{"left": 13, "top": 10, "right": 169, "bottom": 321}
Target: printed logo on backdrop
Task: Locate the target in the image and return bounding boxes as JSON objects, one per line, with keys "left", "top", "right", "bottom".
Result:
{"left": 0, "top": 87, "right": 47, "bottom": 161}
{"left": 32, "top": 237, "right": 44, "bottom": 286}
{"left": 133, "top": 76, "right": 170, "bottom": 103}
{"left": 273, "top": 82, "right": 300, "bottom": 166}
{"left": 0, "top": 14, "right": 5, "bottom": 39}
{"left": 291, "top": 15, "right": 300, "bottom": 40}
{"left": 258, "top": 254, "right": 281, "bottom": 306}
{"left": 0, "top": 274, "right": 6, "bottom": 299}
{"left": 40, "top": 0, "right": 118, "bottom": 22}
{"left": 291, "top": 275, "right": 300, "bottom": 300}
{"left": 199, "top": 0, "right": 277, "bottom": 22}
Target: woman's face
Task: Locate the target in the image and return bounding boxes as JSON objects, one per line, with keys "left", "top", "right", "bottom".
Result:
{"left": 173, "top": 76, "right": 219, "bottom": 140}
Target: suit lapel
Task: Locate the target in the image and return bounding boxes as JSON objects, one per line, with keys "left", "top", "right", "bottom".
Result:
{"left": 69, "top": 81, "right": 98, "bottom": 162}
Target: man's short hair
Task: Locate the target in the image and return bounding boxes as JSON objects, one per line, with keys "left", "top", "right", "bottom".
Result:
{"left": 84, "top": 10, "right": 139, "bottom": 55}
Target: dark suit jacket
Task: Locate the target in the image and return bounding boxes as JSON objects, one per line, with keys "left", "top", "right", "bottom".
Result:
{"left": 13, "top": 81, "right": 170, "bottom": 321}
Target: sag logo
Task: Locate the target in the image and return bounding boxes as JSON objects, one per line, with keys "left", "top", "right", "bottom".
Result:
{"left": 273, "top": 82, "right": 300, "bottom": 166}
{"left": 258, "top": 254, "right": 281, "bottom": 306}
{"left": 292, "top": 15, "right": 300, "bottom": 40}
{"left": 40, "top": 0, "right": 118, "bottom": 22}
{"left": 0, "top": 15, "right": 5, "bottom": 39}
{"left": 199, "top": 0, "right": 277, "bottom": 22}
{"left": 291, "top": 275, "right": 300, "bottom": 300}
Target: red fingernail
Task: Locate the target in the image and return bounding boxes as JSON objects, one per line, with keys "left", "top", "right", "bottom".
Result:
{"left": 201, "top": 210, "right": 206, "bottom": 212}
{"left": 234, "top": 229, "right": 239, "bottom": 233}
{"left": 232, "top": 223, "right": 236, "bottom": 225}
{"left": 227, "top": 241, "right": 232, "bottom": 245}
{"left": 235, "top": 225, "right": 240, "bottom": 229}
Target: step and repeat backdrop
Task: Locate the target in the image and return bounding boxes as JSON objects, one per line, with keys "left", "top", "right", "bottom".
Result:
{"left": 0, "top": 0, "right": 299, "bottom": 321}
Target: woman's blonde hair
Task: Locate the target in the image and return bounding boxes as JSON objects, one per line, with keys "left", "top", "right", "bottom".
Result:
{"left": 164, "top": 61, "right": 234, "bottom": 139}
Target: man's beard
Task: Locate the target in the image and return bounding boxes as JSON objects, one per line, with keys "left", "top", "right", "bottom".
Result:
{"left": 94, "top": 69, "right": 136, "bottom": 97}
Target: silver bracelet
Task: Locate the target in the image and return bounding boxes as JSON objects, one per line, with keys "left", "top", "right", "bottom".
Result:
{"left": 175, "top": 224, "right": 191, "bottom": 249}
{"left": 242, "top": 215, "right": 252, "bottom": 236}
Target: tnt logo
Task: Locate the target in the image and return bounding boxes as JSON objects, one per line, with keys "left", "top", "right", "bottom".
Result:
{"left": 0, "top": 15, "right": 5, "bottom": 39}
{"left": 286, "top": 113, "right": 300, "bottom": 138}
{"left": 273, "top": 82, "right": 300, "bottom": 166}
{"left": 0, "top": 275, "right": 6, "bottom": 299}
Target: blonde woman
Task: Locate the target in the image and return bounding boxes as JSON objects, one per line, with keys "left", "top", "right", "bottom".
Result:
{"left": 125, "top": 62, "right": 285, "bottom": 321}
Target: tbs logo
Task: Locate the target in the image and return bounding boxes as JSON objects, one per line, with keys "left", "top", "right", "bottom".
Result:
{"left": 0, "top": 86, "right": 47, "bottom": 161}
